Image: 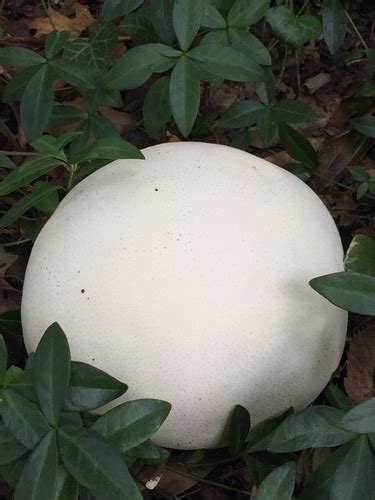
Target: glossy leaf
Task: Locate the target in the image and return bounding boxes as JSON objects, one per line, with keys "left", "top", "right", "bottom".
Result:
{"left": 228, "top": 28, "right": 271, "bottom": 66}
{"left": 50, "top": 59, "right": 96, "bottom": 90}
{"left": 0, "top": 155, "right": 62, "bottom": 196}
{"left": 100, "top": 0, "right": 143, "bottom": 21}
{"left": 64, "top": 361, "right": 128, "bottom": 412}
{"left": 202, "top": 0, "right": 226, "bottom": 28}
{"left": 49, "top": 105, "right": 86, "bottom": 127}
{"left": 173, "top": 0, "right": 204, "bottom": 51}
{"left": 45, "top": 30, "right": 70, "bottom": 59}
{"left": 149, "top": 0, "right": 175, "bottom": 45}
{"left": 266, "top": 6, "right": 322, "bottom": 48}
{"left": 310, "top": 271, "right": 375, "bottom": 316}
{"left": 92, "top": 399, "right": 172, "bottom": 453}
{"left": 350, "top": 116, "right": 375, "bottom": 138}
{"left": 58, "top": 426, "right": 141, "bottom": 500}
{"left": 322, "top": 0, "right": 347, "bottom": 55}
{"left": 256, "top": 462, "right": 295, "bottom": 500}
{"left": 52, "top": 467, "right": 79, "bottom": 500}
{"left": 218, "top": 100, "right": 264, "bottom": 128}
{"left": 279, "top": 123, "right": 319, "bottom": 169}
{"left": 143, "top": 76, "right": 171, "bottom": 137}
{"left": 20, "top": 64, "right": 54, "bottom": 139}
{"left": 0, "top": 335, "right": 7, "bottom": 382}
{"left": 227, "top": 0, "right": 271, "bottom": 27}
{"left": 14, "top": 431, "right": 58, "bottom": 500}
{"left": 188, "top": 43, "right": 265, "bottom": 82}
{"left": 344, "top": 235, "right": 375, "bottom": 277}
{"left": 272, "top": 100, "right": 317, "bottom": 124}
{"left": 256, "top": 107, "right": 278, "bottom": 147}
{"left": 2, "top": 66, "right": 42, "bottom": 103}
{"left": 0, "top": 421, "right": 28, "bottom": 465}
{"left": 0, "top": 47, "right": 45, "bottom": 67}
{"left": 268, "top": 406, "right": 356, "bottom": 452}
{"left": 228, "top": 404, "right": 250, "bottom": 456}
{"left": 169, "top": 55, "right": 200, "bottom": 137}
{"left": 72, "top": 137, "right": 144, "bottom": 163}
{"left": 339, "top": 397, "right": 375, "bottom": 433}
{"left": 2, "top": 389, "right": 50, "bottom": 449}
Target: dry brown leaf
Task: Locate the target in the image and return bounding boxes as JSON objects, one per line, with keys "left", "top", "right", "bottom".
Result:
{"left": 344, "top": 325, "right": 375, "bottom": 405}
{"left": 30, "top": 3, "right": 95, "bottom": 38}
{"left": 303, "top": 73, "right": 331, "bottom": 94}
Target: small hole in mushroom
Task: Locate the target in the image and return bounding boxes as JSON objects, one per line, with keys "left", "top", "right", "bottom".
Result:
{"left": 81, "top": 289, "right": 85, "bottom": 294}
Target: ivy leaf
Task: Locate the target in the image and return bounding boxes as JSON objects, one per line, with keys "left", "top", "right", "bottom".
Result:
{"left": 227, "top": 0, "right": 271, "bottom": 27}
{"left": 2, "top": 65, "right": 43, "bottom": 103}
{"left": 169, "top": 55, "right": 201, "bottom": 137}
{"left": 228, "top": 28, "right": 271, "bottom": 66}
{"left": 143, "top": 76, "right": 171, "bottom": 137}
{"left": 266, "top": 6, "right": 322, "bottom": 48}
{"left": 272, "top": 100, "right": 317, "bottom": 124}
{"left": 344, "top": 235, "right": 375, "bottom": 277}
{"left": 173, "top": 0, "right": 204, "bottom": 51}
{"left": 149, "top": 0, "right": 175, "bottom": 45}
{"left": 20, "top": 64, "right": 54, "bottom": 139}
{"left": 310, "top": 271, "right": 375, "bottom": 316}
{"left": 45, "top": 30, "right": 70, "bottom": 59}
{"left": 339, "top": 397, "right": 375, "bottom": 433}
{"left": 322, "top": 0, "right": 347, "bottom": 55}
{"left": 228, "top": 405, "right": 251, "bottom": 457}
{"left": 218, "top": 100, "right": 264, "bottom": 128}
{"left": 100, "top": 0, "right": 143, "bottom": 21}
{"left": 256, "top": 462, "right": 295, "bottom": 500}
{"left": 0, "top": 421, "right": 28, "bottom": 465}
{"left": 0, "top": 47, "right": 46, "bottom": 67}
{"left": 350, "top": 116, "right": 375, "bottom": 138}
{"left": 279, "top": 123, "right": 319, "bottom": 169}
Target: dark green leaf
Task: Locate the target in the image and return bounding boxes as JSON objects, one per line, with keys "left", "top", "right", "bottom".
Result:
{"left": 346, "top": 165, "right": 368, "bottom": 182}
{"left": 243, "top": 456, "right": 270, "bottom": 488}
{"left": 143, "top": 76, "right": 171, "bottom": 137}
{"left": 0, "top": 421, "right": 28, "bottom": 465}
{"left": 246, "top": 408, "right": 293, "bottom": 452}
{"left": 14, "top": 431, "right": 58, "bottom": 500}
{"left": 68, "top": 120, "right": 91, "bottom": 155}
{"left": 356, "top": 81, "right": 375, "bottom": 97}
{"left": 32, "top": 181, "right": 59, "bottom": 214}
{"left": 322, "top": 0, "right": 347, "bottom": 55}
{"left": 20, "top": 64, "right": 54, "bottom": 139}
{"left": 350, "top": 116, "right": 375, "bottom": 138}
{"left": 4, "top": 366, "right": 36, "bottom": 401}
{"left": 0, "top": 335, "right": 7, "bottom": 382}
{"left": 90, "top": 114, "right": 119, "bottom": 139}
{"left": 324, "top": 384, "right": 351, "bottom": 412}
{"left": 33, "top": 322, "right": 70, "bottom": 426}
{"left": 52, "top": 467, "right": 79, "bottom": 500}
{"left": 255, "top": 67, "right": 276, "bottom": 104}
{"left": 201, "top": 29, "right": 230, "bottom": 46}
{"left": 228, "top": 404, "right": 250, "bottom": 456}
{"left": 64, "top": 361, "right": 128, "bottom": 412}
{"left": 30, "top": 135, "right": 58, "bottom": 154}
{"left": 331, "top": 435, "right": 375, "bottom": 500}
{"left": 0, "top": 155, "right": 62, "bottom": 196}
{"left": 0, "top": 183, "right": 61, "bottom": 230}
{"left": 50, "top": 59, "right": 96, "bottom": 90}
{"left": 0, "top": 456, "right": 29, "bottom": 488}
{"left": 149, "top": 0, "right": 175, "bottom": 45}
{"left": 120, "top": 5, "right": 157, "bottom": 45}
{"left": 2, "top": 66, "right": 43, "bottom": 103}
{"left": 2, "top": 389, "right": 50, "bottom": 449}
{"left": 188, "top": 44, "right": 265, "bottom": 82}
{"left": 58, "top": 426, "right": 141, "bottom": 500}
{"left": 92, "top": 399, "right": 171, "bottom": 453}
{"left": 202, "top": 0, "right": 226, "bottom": 28}
{"left": 227, "top": 0, "right": 271, "bottom": 27}
{"left": 49, "top": 105, "right": 86, "bottom": 127}
{"left": 367, "top": 48, "right": 375, "bottom": 64}
{"left": 344, "top": 235, "right": 375, "bottom": 277}
{"left": 102, "top": 89, "right": 123, "bottom": 108}
{"left": 173, "top": 0, "right": 204, "bottom": 51}
{"left": 169, "top": 55, "right": 201, "bottom": 137}
{"left": 0, "top": 153, "right": 16, "bottom": 170}
{"left": 0, "top": 309, "right": 22, "bottom": 335}
{"left": 125, "top": 439, "right": 162, "bottom": 459}
{"left": 55, "top": 131, "right": 84, "bottom": 151}
{"left": 310, "top": 271, "right": 375, "bottom": 316}
{"left": 72, "top": 137, "right": 144, "bottom": 163}
{"left": 228, "top": 28, "right": 271, "bottom": 66}
{"left": 356, "top": 181, "right": 368, "bottom": 200}
{"left": 0, "top": 47, "right": 45, "bottom": 67}
{"left": 256, "top": 462, "right": 295, "bottom": 500}
{"left": 279, "top": 123, "right": 319, "bottom": 169}
{"left": 266, "top": 6, "right": 322, "bottom": 48}
{"left": 100, "top": 0, "right": 143, "bottom": 21}
{"left": 282, "top": 163, "right": 311, "bottom": 182}
{"left": 45, "top": 31, "right": 70, "bottom": 59}
{"left": 272, "top": 100, "right": 317, "bottom": 124}
{"left": 339, "top": 397, "right": 375, "bottom": 433}
{"left": 268, "top": 406, "right": 356, "bottom": 452}
{"left": 256, "top": 107, "right": 278, "bottom": 147}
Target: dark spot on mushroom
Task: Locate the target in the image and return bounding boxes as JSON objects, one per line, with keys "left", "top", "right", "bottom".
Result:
{"left": 81, "top": 289, "right": 85, "bottom": 294}
{"left": 92, "top": 358, "right": 95, "bottom": 362}
{"left": 155, "top": 188, "right": 159, "bottom": 191}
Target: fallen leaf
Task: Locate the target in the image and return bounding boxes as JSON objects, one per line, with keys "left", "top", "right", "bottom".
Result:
{"left": 344, "top": 325, "right": 375, "bottom": 405}
{"left": 30, "top": 3, "right": 95, "bottom": 38}
{"left": 303, "top": 73, "right": 331, "bottom": 94}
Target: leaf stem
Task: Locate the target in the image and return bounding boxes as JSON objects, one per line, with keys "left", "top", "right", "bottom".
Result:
{"left": 40, "top": 0, "right": 57, "bottom": 31}
{"left": 297, "top": 0, "right": 310, "bottom": 16}
{"left": 2, "top": 238, "right": 32, "bottom": 247}
{"left": 344, "top": 10, "right": 368, "bottom": 49}
{"left": 67, "top": 164, "right": 77, "bottom": 191}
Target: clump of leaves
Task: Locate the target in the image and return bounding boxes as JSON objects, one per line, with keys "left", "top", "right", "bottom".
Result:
{"left": 0, "top": 323, "right": 171, "bottom": 499}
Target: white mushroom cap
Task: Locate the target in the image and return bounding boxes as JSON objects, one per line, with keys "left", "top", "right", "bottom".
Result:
{"left": 21, "top": 142, "right": 347, "bottom": 450}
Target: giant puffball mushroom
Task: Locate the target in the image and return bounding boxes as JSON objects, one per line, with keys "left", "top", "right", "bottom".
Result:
{"left": 22, "top": 142, "right": 347, "bottom": 450}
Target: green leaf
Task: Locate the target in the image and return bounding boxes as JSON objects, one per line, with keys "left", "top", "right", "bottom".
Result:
{"left": 217, "top": 101, "right": 264, "bottom": 128}
{"left": 0, "top": 183, "right": 61, "bottom": 231}
{"left": 322, "top": 0, "right": 347, "bottom": 55}
{"left": 268, "top": 406, "right": 356, "bottom": 452}
{"left": 169, "top": 55, "right": 201, "bottom": 137}
{"left": 266, "top": 6, "right": 322, "bottom": 48}
{"left": 58, "top": 426, "right": 141, "bottom": 500}
{"left": 202, "top": 0, "right": 226, "bottom": 28}
{"left": 52, "top": 467, "right": 79, "bottom": 500}
{"left": 201, "top": 29, "right": 230, "bottom": 46}
{"left": 30, "top": 135, "right": 58, "bottom": 154}
{"left": 356, "top": 181, "right": 368, "bottom": 200}
{"left": 0, "top": 456, "right": 29, "bottom": 488}
{"left": 125, "top": 439, "right": 162, "bottom": 459}
{"left": 104, "top": 43, "right": 176, "bottom": 90}
{"left": 256, "top": 462, "right": 295, "bottom": 500}
{"left": 100, "top": 0, "right": 143, "bottom": 21}
{"left": 367, "top": 48, "right": 375, "bottom": 64}
{"left": 4, "top": 366, "right": 36, "bottom": 402}
{"left": 45, "top": 30, "right": 70, "bottom": 59}
{"left": 356, "top": 81, "right": 375, "bottom": 97}
{"left": 246, "top": 408, "right": 293, "bottom": 452}
{"left": 243, "top": 456, "right": 270, "bottom": 487}
{"left": 0, "top": 153, "right": 16, "bottom": 170}
{"left": 14, "top": 431, "right": 58, "bottom": 500}
{"left": 227, "top": 0, "right": 271, "bottom": 27}
{"left": 49, "top": 105, "right": 86, "bottom": 127}
{"left": 72, "top": 137, "right": 144, "bottom": 163}
{"left": 255, "top": 67, "right": 276, "bottom": 104}
{"left": 339, "top": 397, "right": 375, "bottom": 433}
{"left": 0, "top": 335, "right": 7, "bottom": 382}
{"left": 230, "top": 129, "right": 250, "bottom": 150}
{"left": 92, "top": 399, "right": 171, "bottom": 453}
{"left": 120, "top": 5, "right": 157, "bottom": 45}
{"left": 143, "top": 76, "right": 171, "bottom": 137}
{"left": 282, "top": 162, "right": 311, "bottom": 182}
{"left": 344, "top": 234, "right": 375, "bottom": 277}
{"left": 188, "top": 43, "right": 265, "bottom": 82}
{"left": 228, "top": 404, "right": 250, "bottom": 457}
{"left": 350, "top": 116, "right": 375, "bottom": 138}
{"left": 173, "top": 0, "right": 204, "bottom": 51}
{"left": 90, "top": 114, "right": 119, "bottom": 139}
{"left": 0, "top": 155, "right": 62, "bottom": 196}
{"left": 272, "top": 100, "right": 317, "bottom": 124}
{"left": 2, "top": 389, "right": 50, "bottom": 449}
{"left": 68, "top": 120, "right": 91, "bottom": 154}
{"left": 256, "top": 107, "right": 278, "bottom": 147}
{"left": 149, "top": 0, "right": 175, "bottom": 45}
{"left": 310, "top": 271, "right": 375, "bottom": 316}
{"left": 32, "top": 323, "right": 70, "bottom": 426}
{"left": 0, "top": 421, "right": 28, "bottom": 465}
{"left": 56, "top": 131, "right": 84, "bottom": 150}
{"left": 324, "top": 384, "right": 351, "bottom": 412}
{"left": 49, "top": 59, "right": 96, "bottom": 90}
{"left": 0, "top": 47, "right": 45, "bottom": 67}
{"left": 20, "top": 65, "right": 54, "bottom": 139}
{"left": 331, "top": 435, "right": 375, "bottom": 500}
{"left": 228, "top": 28, "right": 271, "bottom": 66}
{"left": 279, "top": 123, "right": 319, "bottom": 169}
{"left": 0, "top": 309, "right": 21, "bottom": 334}
{"left": 346, "top": 165, "right": 368, "bottom": 182}
{"left": 64, "top": 361, "right": 128, "bottom": 412}
{"left": 2, "top": 66, "right": 42, "bottom": 103}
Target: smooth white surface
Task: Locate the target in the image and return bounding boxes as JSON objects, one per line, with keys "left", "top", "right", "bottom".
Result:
{"left": 22, "top": 142, "right": 347, "bottom": 449}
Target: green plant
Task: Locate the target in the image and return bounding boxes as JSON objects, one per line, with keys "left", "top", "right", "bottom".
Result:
{"left": 0, "top": 323, "right": 171, "bottom": 499}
